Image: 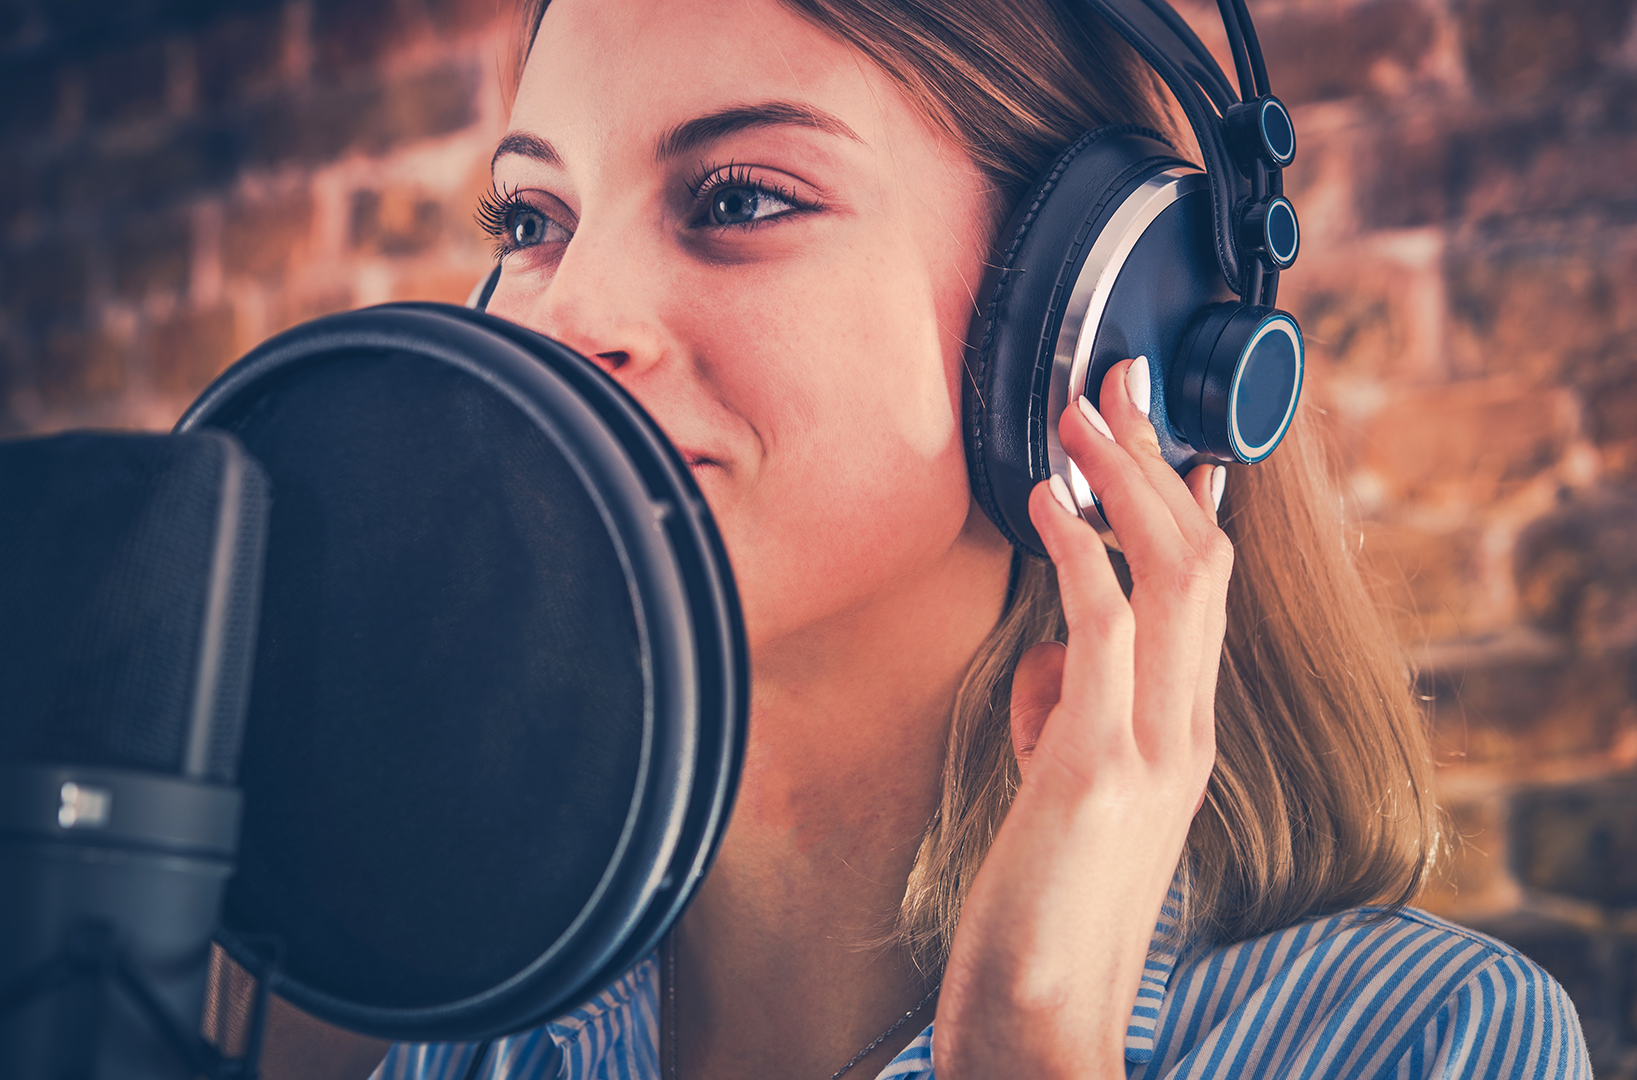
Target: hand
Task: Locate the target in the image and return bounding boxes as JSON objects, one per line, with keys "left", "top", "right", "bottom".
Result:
{"left": 935, "top": 357, "right": 1232, "bottom": 1079}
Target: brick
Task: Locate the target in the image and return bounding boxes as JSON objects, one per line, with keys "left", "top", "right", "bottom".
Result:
{"left": 1358, "top": 74, "right": 1637, "bottom": 229}
{"left": 1457, "top": 87, "right": 1637, "bottom": 225}
{"left": 1258, "top": 0, "right": 1435, "bottom": 105}
{"left": 306, "top": 0, "right": 505, "bottom": 82}
{"left": 262, "top": 287, "right": 355, "bottom": 338}
{"left": 195, "top": 6, "right": 286, "bottom": 105}
{"left": 1444, "top": 236, "right": 1637, "bottom": 386}
{"left": 1460, "top": 0, "right": 1637, "bottom": 103}
{"left": 1585, "top": 362, "right": 1637, "bottom": 482}
{"left": 350, "top": 187, "right": 444, "bottom": 255}
{"left": 1419, "top": 796, "right": 1513, "bottom": 914}
{"left": 82, "top": 38, "right": 168, "bottom": 127}
{"left": 310, "top": 0, "right": 409, "bottom": 81}
{"left": 1512, "top": 775, "right": 1637, "bottom": 905}
{"left": 246, "top": 62, "right": 479, "bottom": 167}
{"left": 0, "top": 240, "right": 91, "bottom": 327}
{"left": 422, "top": 0, "right": 507, "bottom": 37}
{"left": 26, "top": 0, "right": 254, "bottom": 51}
{"left": 1356, "top": 376, "right": 1566, "bottom": 507}
{"left": 1418, "top": 647, "right": 1635, "bottom": 764}
{"left": 390, "top": 262, "right": 488, "bottom": 304}
{"left": 144, "top": 300, "right": 236, "bottom": 396}
{"left": 1355, "top": 110, "right": 1459, "bottom": 230}
{"left": 1358, "top": 519, "right": 1487, "bottom": 642}
{"left": 1515, "top": 493, "right": 1637, "bottom": 651}
{"left": 1281, "top": 251, "right": 1437, "bottom": 386}
{"left": 222, "top": 190, "right": 313, "bottom": 280}
{"left": 352, "top": 62, "right": 481, "bottom": 152}
{"left": 112, "top": 209, "right": 191, "bottom": 300}
{"left": 43, "top": 122, "right": 243, "bottom": 213}
{"left": 34, "top": 320, "right": 128, "bottom": 408}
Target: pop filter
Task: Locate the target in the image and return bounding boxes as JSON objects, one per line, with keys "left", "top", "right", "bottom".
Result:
{"left": 175, "top": 302, "right": 747, "bottom": 1043}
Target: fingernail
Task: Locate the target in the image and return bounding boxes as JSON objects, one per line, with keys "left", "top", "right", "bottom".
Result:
{"left": 1211, "top": 465, "right": 1226, "bottom": 512}
{"left": 1126, "top": 356, "right": 1151, "bottom": 416}
{"left": 1048, "top": 474, "right": 1079, "bottom": 517}
{"left": 1076, "top": 395, "right": 1114, "bottom": 440}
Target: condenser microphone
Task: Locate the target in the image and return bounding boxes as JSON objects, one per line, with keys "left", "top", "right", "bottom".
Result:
{"left": 0, "top": 431, "right": 271, "bottom": 1080}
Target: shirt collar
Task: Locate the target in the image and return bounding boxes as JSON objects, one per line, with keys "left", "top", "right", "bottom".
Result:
{"left": 538, "top": 872, "right": 1187, "bottom": 1075}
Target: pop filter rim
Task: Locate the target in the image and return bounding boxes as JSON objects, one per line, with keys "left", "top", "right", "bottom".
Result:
{"left": 412, "top": 306, "right": 749, "bottom": 1014}
{"left": 177, "top": 303, "right": 747, "bottom": 1040}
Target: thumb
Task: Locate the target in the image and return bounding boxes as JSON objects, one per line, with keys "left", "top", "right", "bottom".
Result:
{"left": 1010, "top": 641, "right": 1066, "bottom": 777}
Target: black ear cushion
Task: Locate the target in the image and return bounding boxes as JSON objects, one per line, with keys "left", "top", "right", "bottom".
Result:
{"left": 964, "top": 126, "right": 1187, "bottom": 556}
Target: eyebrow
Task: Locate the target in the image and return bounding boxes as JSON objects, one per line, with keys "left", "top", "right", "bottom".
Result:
{"left": 655, "top": 101, "right": 863, "bottom": 161}
{"left": 489, "top": 100, "right": 863, "bottom": 175}
{"left": 492, "top": 131, "right": 560, "bottom": 171}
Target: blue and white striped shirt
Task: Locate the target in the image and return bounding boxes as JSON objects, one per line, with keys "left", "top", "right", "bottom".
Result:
{"left": 373, "top": 904, "right": 1589, "bottom": 1080}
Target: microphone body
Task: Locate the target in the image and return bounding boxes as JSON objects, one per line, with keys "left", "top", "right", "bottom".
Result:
{"left": 0, "top": 431, "right": 269, "bottom": 1080}
{"left": 0, "top": 765, "right": 240, "bottom": 1079}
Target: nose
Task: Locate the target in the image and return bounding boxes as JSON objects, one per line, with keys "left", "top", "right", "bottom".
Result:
{"left": 498, "top": 219, "right": 674, "bottom": 379}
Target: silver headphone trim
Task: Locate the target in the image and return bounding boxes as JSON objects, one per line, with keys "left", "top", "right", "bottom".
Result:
{"left": 1045, "top": 168, "right": 1208, "bottom": 533}
{"left": 1260, "top": 98, "right": 1296, "bottom": 165}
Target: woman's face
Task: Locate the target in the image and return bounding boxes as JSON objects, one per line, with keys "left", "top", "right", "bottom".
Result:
{"left": 487, "top": 0, "right": 1007, "bottom": 650}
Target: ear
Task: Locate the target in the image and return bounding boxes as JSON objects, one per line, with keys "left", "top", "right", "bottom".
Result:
{"left": 1010, "top": 641, "right": 1066, "bottom": 778}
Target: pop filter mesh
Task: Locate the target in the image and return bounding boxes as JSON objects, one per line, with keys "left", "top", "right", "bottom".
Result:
{"left": 215, "top": 348, "right": 646, "bottom": 1008}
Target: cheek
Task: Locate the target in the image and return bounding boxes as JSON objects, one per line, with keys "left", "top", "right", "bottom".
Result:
{"left": 703, "top": 244, "right": 965, "bottom": 473}
{"left": 672, "top": 246, "right": 977, "bottom": 640}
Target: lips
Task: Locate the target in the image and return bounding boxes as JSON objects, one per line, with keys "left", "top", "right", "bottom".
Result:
{"left": 672, "top": 446, "right": 723, "bottom": 471}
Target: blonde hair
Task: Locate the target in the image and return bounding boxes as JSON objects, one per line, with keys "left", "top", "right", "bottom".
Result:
{"left": 515, "top": 0, "right": 1442, "bottom": 977}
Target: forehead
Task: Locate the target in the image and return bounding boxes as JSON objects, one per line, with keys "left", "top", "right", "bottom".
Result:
{"left": 517, "top": 0, "right": 911, "bottom": 153}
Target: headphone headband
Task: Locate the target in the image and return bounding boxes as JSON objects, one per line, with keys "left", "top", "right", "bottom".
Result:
{"left": 1081, "top": 0, "right": 1294, "bottom": 301}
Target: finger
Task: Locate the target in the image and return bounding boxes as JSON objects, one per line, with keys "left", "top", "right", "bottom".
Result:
{"left": 1057, "top": 384, "right": 1192, "bottom": 570}
{"left": 1065, "top": 381, "right": 1227, "bottom": 763}
{"left": 1010, "top": 641, "right": 1065, "bottom": 778}
{"left": 1177, "top": 464, "right": 1229, "bottom": 751}
{"left": 1096, "top": 357, "right": 1221, "bottom": 551}
{"left": 1186, "top": 463, "right": 1230, "bottom": 744}
{"left": 1185, "top": 463, "right": 1226, "bottom": 525}
{"left": 1026, "top": 478, "right": 1136, "bottom": 759}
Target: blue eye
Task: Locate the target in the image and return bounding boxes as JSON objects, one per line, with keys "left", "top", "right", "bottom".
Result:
{"left": 511, "top": 207, "right": 549, "bottom": 246}
{"left": 507, "top": 206, "right": 570, "bottom": 247}
{"left": 703, "top": 182, "right": 799, "bottom": 227}
{"left": 709, "top": 186, "right": 765, "bottom": 225}
{"left": 475, "top": 185, "right": 571, "bottom": 258}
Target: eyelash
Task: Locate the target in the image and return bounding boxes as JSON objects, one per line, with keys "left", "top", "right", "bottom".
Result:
{"left": 688, "top": 162, "right": 813, "bottom": 228}
{"left": 474, "top": 164, "right": 816, "bottom": 257}
{"left": 476, "top": 183, "right": 560, "bottom": 260}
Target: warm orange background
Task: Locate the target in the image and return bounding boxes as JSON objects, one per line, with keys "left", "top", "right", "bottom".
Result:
{"left": 2, "top": 0, "right": 1634, "bottom": 1070}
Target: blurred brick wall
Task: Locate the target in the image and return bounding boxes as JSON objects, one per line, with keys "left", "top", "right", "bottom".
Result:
{"left": 3, "top": 0, "right": 1636, "bottom": 1072}
{"left": 0, "top": 0, "right": 513, "bottom": 433}
{"left": 1191, "top": 0, "right": 1637, "bottom": 1072}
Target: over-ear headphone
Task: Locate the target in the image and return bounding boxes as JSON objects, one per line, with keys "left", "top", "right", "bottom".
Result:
{"left": 470, "top": 0, "right": 1304, "bottom": 560}
{"left": 965, "top": 0, "right": 1303, "bottom": 556}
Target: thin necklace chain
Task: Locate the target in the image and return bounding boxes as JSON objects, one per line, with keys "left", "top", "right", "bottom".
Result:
{"left": 664, "top": 935, "right": 938, "bottom": 1080}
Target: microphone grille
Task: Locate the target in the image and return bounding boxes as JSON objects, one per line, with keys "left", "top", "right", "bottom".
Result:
{"left": 0, "top": 431, "right": 269, "bottom": 782}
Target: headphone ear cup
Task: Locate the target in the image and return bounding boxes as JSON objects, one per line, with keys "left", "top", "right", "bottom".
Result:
{"left": 964, "top": 127, "right": 1186, "bottom": 557}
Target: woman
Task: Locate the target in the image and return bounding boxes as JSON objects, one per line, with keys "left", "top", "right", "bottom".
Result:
{"left": 274, "top": 0, "right": 1589, "bottom": 1076}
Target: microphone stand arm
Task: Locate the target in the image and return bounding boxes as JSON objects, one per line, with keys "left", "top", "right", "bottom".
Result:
{"left": 0, "top": 919, "right": 281, "bottom": 1080}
